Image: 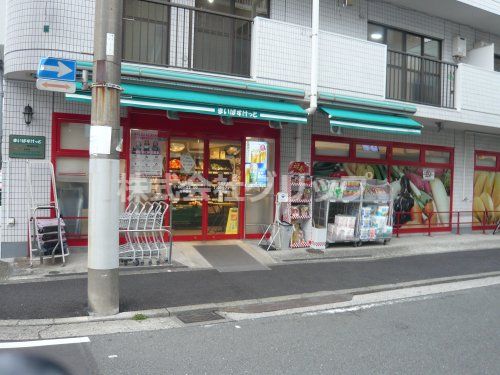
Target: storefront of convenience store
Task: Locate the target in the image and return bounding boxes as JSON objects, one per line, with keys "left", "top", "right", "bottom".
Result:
{"left": 55, "top": 83, "right": 308, "bottom": 245}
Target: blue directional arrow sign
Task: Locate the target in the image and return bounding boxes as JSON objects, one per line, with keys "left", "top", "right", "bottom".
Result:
{"left": 37, "top": 57, "right": 77, "bottom": 82}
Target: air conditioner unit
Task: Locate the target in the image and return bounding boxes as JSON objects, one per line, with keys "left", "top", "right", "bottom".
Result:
{"left": 452, "top": 36, "right": 467, "bottom": 59}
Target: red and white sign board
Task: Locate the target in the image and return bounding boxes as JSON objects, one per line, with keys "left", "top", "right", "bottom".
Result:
{"left": 36, "top": 78, "right": 76, "bottom": 93}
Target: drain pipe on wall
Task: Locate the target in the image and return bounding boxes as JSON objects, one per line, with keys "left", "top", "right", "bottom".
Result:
{"left": 296, "top": 0, "right": 319, "bottom": 162}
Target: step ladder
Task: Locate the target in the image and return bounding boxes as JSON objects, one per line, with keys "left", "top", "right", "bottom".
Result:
{"left": 26, "top": 160, "right": 69, "bottom": 267}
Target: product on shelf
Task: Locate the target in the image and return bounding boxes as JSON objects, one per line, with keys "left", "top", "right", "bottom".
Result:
{"left": 284, "top": 162, "right": 313, "bottom": 248}
{"left": 312, "top": 177, "right": 393, "bottom": 247}
{"left": 341, "top": 179, "right": 363, "bottom": 200}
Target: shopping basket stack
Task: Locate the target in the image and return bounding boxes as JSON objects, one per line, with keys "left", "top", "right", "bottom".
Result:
{"left": 118, "top": 201, "right": 173, "bottom": 266}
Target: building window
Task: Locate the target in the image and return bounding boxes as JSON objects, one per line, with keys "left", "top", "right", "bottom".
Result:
{"left": 368, "top": 22, "right": 447, "bottom": 107}
{"left": 495, "top": 55, "right": 500, "bottom": 72}
{"left": 368, "top": 22, "right": 441, "bottom": 59}
{"left": 195, "top": 0, "right": 270, "bottom": 18}
{"left": 123, "top": 0, "right": 171, "bottom": 66}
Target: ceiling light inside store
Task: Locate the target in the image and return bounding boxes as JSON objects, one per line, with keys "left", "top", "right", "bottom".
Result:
{"left": 370, "top": 33, "right": 383, "bottom": 40}
{"left": 170, "top": 143, "right": 185, "bottom": 152}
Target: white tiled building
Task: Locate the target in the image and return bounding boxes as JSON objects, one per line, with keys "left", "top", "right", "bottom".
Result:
{"left": 1, "top": 0, "right": 500, "bottom": 257}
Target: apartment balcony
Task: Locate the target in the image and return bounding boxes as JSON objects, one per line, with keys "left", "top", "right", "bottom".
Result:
{"left": 386, "top": 51, "right": 457, "bottom": 109}
{"left": 456, "top": 63, "right": 500, "bottom": 122}
{"left": 122, "top": 0, "right": 252, "bottom": 77}
{"left": 251, "top": 17, "right": 387, "bottom": 99}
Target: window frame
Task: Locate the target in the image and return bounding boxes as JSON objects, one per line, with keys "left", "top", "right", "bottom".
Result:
{"left": 494, "top": 54, "right": 500, "bottom": 73}
{"left": 368, "top": 21, "right": 442, "bottom": 61}
{"left": 311, "top": 134, "right": 455, "bottom": 233}
{"left": 475, "top": 150, "right": 500, "bottom": 172}
{"left": 195, "top": 0, "right": 270, "bottom": 19}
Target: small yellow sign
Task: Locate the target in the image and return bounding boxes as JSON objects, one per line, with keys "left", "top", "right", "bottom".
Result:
{"left": 225, "top": 207, "right": 239, "bottom": 234}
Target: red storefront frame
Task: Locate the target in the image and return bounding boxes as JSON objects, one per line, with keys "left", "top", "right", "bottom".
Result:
{"left": 311, "top": 134, "right": 455, "bottom": 234}
{"left": 473, "top": 150, "right": 500, "bottom": 230}
{"left": 52, "top": 109, "right": 280, "bottom": 245}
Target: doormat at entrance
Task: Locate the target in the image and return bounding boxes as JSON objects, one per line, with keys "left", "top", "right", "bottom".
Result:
{"left": 195, "top": 245, "right": 270, "bottom": 272}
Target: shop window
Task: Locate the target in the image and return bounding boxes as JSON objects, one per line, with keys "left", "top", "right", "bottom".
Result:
{"left": 473, "top": 151, "right": 500, "bottom": 227}
{"left": 245, "top": 137, "right": 275, "bottom": 235}
{"left": 313, "top": 162, "right": 388, "bottom": 181}
{"left": 60, "top": 123, "right": 90, "bottom": 150}
{"left": 169, "top": 137, "right": 205, "bottom": 237}
{"left": 392, "top": 147, "right": 420, "bottom": 163}
{"left": 355, "top": 144, "right": 387, "bottom": 160}
{"left": 476, "top": 154, "right": 497, "bottom": 168}
{"left": 314, "top": 140, "right": 350, "bottom": 158}
{"left": 208, "top": 139, "right": 242, "bottom": 235}
{"left": 392, "top": 165, "right": 452, "bottom": 229}
{"left": 425, "top": 150, "right": 450, "bottom": 164}
{"left": 56, "top": 157, "right": 89, "bottom": 239}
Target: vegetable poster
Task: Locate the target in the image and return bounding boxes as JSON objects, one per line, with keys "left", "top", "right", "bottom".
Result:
{"left": 312, "top": 162, "right": 452, "bottom": 229}
{"left": 391, "top": 166, "right": 451, "bottom": 229}
{"left": 473, "top": 171, "right": 500, "bottom": 225}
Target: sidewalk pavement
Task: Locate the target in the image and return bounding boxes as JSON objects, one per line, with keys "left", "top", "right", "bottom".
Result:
{"left": 263, "top": 233, "right": 500, "bottom": 263}
{"left": 0, "top": 247, "right": 500, "bottom": 320}
{"left": 0, "top": 233, "right": 498, "bottom": 283}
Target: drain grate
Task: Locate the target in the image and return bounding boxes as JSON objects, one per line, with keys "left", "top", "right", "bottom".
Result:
{"left": 176, "top": 309, "right": 224, "bottom": 324}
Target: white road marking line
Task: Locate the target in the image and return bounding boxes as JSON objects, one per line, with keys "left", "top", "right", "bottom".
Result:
{"left": 0, "top": 337, "right": 90, "bottom": 349}
{"left": 235, "top": 325, "right": 241, "bottom": 329}
{"left": 108, "top": 355, "right": 118, "bottom": 358}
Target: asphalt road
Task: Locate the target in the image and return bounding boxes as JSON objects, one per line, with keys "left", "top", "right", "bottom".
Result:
{"left": 1, "top": 249, "right": 500, "bottom": 319}
{"left": 89, "top": 283, "right": 500, "bottom": 375}
{"left": 4, "top": 283, "right": 497, "bottom": 375}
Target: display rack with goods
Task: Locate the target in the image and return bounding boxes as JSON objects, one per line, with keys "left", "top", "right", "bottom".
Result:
{"left": 311, "top": 177, "right": 393, "bottom": 248}
{"left": 282, "top": 162, "right": 313, "bottom": 248}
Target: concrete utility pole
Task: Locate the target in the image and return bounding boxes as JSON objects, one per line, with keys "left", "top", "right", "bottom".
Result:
{"left": 88, "top": 0, "right": 123, "bottom": 316}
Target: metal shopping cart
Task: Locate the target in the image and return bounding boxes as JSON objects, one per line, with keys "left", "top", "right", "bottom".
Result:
{"left": 118, "top": 201, "right": 173, "bottom": 266}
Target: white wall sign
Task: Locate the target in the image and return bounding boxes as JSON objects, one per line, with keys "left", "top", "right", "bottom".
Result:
{"left": 106, "top": 33, "right": 115, "bottom": 56}
{"left": 180, "top": 153, "right": 195, "bottom": 173}
{"left": 89, "top": 126, "right": 112, "bottom": 155}
{"left": 422, "top": 168, "right": 435, "bottom": 181}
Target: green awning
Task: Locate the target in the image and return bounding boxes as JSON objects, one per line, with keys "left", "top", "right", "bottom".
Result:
{"left": 320, "top": 107, "right": 422, "bottom": 135}
{"left": 66, "top": 83, "right": 308, "bottom": 125}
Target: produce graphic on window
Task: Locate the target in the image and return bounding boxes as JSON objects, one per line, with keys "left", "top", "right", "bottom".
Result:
{"left": 392, "top": 166, "right": 451, "bottom": 229}
{"left": 313, "top": 162, "right": 388, "bottom": 180}
{"left": 473, "top": 171, "right": 500, "bottom": 225}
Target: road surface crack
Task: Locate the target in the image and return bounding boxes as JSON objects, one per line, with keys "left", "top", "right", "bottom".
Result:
{"left": 37, "top": 324, "right": 53, "bottom": 339}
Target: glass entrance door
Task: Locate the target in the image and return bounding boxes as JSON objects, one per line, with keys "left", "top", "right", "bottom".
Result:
{"left": 207, "top": 140, "right": 242, "bottom": 238}
{"left": 129, "top": 133, "right": 243, "bottom": 240}
{"left": 169, "top": 137, "right": 205, "bottom": 238}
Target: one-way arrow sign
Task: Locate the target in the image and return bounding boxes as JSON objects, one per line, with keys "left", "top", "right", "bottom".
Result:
{"left": 37, "top": 57, "right": 77, "bottom": 82}
{"left": 36, "top": 78, "right": 76, "bottom": 93}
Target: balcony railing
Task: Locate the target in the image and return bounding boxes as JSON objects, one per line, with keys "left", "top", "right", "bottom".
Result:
{"left": 122, "top": 0, "right": 252, "bottom": 77}
{"left": 386, "top": 50, "right": 458, "bottom": 109}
